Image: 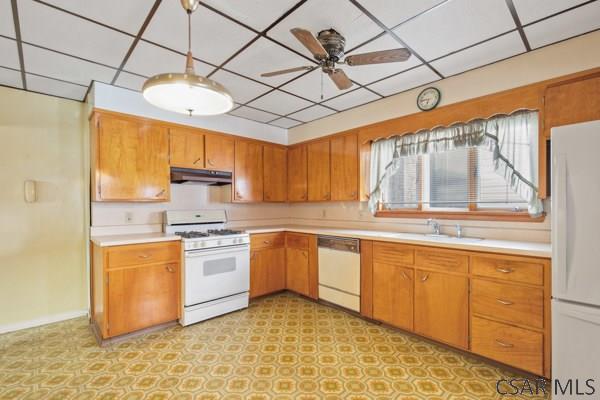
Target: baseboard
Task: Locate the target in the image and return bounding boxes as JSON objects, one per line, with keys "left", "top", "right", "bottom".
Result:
{"left": 0, "top": 309, "right": 89, "bottom": 334}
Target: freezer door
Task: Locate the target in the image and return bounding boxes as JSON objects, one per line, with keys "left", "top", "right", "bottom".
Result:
{"left": 552, "top": 121, "right": 600, "bottom": 305}
{"left": 552, "top": 300, "right": 600, "bottom": 398}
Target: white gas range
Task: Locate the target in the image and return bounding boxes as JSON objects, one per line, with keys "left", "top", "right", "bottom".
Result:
{"left": 164, "top": 210, "right": 250, "bottom": 326}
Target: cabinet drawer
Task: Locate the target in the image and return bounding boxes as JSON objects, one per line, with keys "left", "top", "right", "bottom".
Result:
{"left": 107, "top": 241, "right": 180, "bottom": 268}
{"left": 471, "top": 256, "right": 544, "bottom": 286}
{"left": 471, "top": 316, "right": 543, "bottom": 376}
{"left": 373, "top": 242, "right": 415, "bottom": 265}
{"left": 472, "top": 279, "right": 544, "bottom": 329}
{"left": 286, "top": 232, "right": 309, "bottom": 249}
{"left": 416, "top": 249, "right": 468, "bottom": 273}
{"left": 251, "top": 232, "right": 285, "bottom": 250}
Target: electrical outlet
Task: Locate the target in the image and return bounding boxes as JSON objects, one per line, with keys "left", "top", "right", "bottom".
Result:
{"left": 321, "top": 209, "right": 327, "bottom": 218}
{"left": 125, "top": 212, "right": 134, "bottom": 223}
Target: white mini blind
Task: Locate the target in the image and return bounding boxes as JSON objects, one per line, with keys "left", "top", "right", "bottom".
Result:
{"left": 380, "top": 155, "right": 420, "bottom": 209}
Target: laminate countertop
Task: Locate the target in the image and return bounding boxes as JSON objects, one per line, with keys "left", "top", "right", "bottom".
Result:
{"left": 90, "top": 233, "right": 181, "bottom": 247}
{"left": 241, "top": 225, "right": 552, "bottom": 258}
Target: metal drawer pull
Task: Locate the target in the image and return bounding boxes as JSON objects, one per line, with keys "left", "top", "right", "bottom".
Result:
{"left": 207, "top": 159, "right": 215, "bottom": 166}
{"left": 496, "top": 266, "right": 513, "bottom": 273}
{"left": 193, "top": 157, "right": 202, "bottom": 164}
{"left": 401, "top": 271, "right": 410, "bottom": 280}
{"left": 138, "top": 254, "right": 150, "bottom": 259}
{"left": 263, "top": 240, "right": 271, "bottom": 245}
{"left": 496, "top": 298, "right": 514, "bottom": 306}
{"left": 420, "top": 274, "right": 429, "bottom": 282}
{"left": 156, "top": 189, "right": 165, "bottom": 197}
{"left": 495, "top": 339, "right": 514, "bottom": 348}
{"left": 166, "top": 265, "right": 175, "bottom": 273}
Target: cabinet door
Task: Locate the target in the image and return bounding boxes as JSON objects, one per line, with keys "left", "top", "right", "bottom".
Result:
{"left": 234, "top": 140, "right": 263, "bottom": 202}
{"left": 107, "top": 263, "right": 179, "bottom": 337}
{"left": 169, "top": 128, "right": 204, "bottom": 169}
{"left": 250, "top": 248, "right": 285, "bottom": 298}
{"left": 288, "top": 145, "right": 308, "bottom": 202}
{"left": 286, "top": 247, "right": 310, "bottom": 296}
{"left": 98, "top": 117, "right": 170, "bottom": 201}
{"left": 205, "top": 133, "right": 234, "bottom": 171}
{"left": 372, "top": 262, "right": 413, "bottom": 331}
{"left": 263, "top": 145, "right": 287, "bottom": 202}
{"left": 331, "top": 132, "right": 358, "bottom": 201}
{"left": 414, "top": 270, "right": 468, "bottom": 349}
{"left": 307, "top": 140, "right": 330, "bottom": 201}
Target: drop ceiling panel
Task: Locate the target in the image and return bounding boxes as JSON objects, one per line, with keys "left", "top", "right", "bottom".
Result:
{"left": 359, "top": 0, "right": 448, "bottom": 28}
{"left": 367, "top": 65, "right": 439, "bottom": 96}
{"left": 0, "top": 67, "right": 22, "bottom": 89}
{"left": 270, "top": 117, "right": 302, "bottom": 128}
{"left": 18, "top": 0, "right": 133, "bottom": 67}
{"left": 267, "top": 0, "right": 383, "bottom": 59}
{"left": 524, "top": 2, "right": 600, "bottom": 49}
{"left": 247, "top": 90, "right": 312, "bottom": 116}
{"left": 26, "top": 73, "right": 87, "bottom": 100}
{"left": 287, "top": 104, "right": 336, "bottom": 122}
{"left": 344, "top": 34, "right": 422, "bottom": 85}
{"left": 114, "top": 71, "right": 146, "bottom": 92}
{"left": 124, "top": 41, "right": 214, "bottom": 79}
{"left": 393, "top": 0, "right": 515, "bottom": 61}
{"left": 42, "top": 0, "right": 154, "bottom": 35}
{"left": 210, "top": 69, "right": 271, "bottom": 104}
{"left": 512, "top": 0, "right": 589, "bottom": 25}
{"left": 0, "top": 0, "right": 15, "bottom": 38}
{"left": 431, "top": 31, "right": 525, "bottom": 77}
{"left": 229, "top": 106, "right": 280, "bottom": 123}
{"left": 0, "top": 37, "right": 20, "bottom": 70}
{"left": 225, "top": 37, "right": 313, "bottom": 86}
{"left": 322, "top": 88, "right": 380, "bottom": 111}
{"left": 202, "top": 0, "right": 299, "bottom": 32}
{"left": 280, "top": 68, "right": 348, "bottom": 102}
{"left": 143, "top": 1, "right": 255, "bottom": 65}
{"left": 23, "top": 44, "right": 116, "bottom": 86}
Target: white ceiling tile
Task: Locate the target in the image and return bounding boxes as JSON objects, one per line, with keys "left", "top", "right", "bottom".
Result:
{"left": 359, "top": 0, "right": 448, "bottom": 28}
{"left": 367, "top": 65, "right": 439, "bottom": 96}
{"left": 42, "top": 0, "right": 154, "bottom": 35}
{"left": 201, "top": 0, "right": 299, "bottom": 31}
{"left": 513, "top": 0, "right": 589, "bottom": 25}
{"left": 322, "top": 88, "right": 380, "bottom": 111}
{"left": 394, "top": 0, "right": 515, "bottom": 61}
{"left": 270, "top": 117, "right": 302, "bottom": 129}
{"left": 124, "top": 41, "right": 214, "bottom": 78}
{"left": 0, "top": 0, "right": 15, "bottom": 38}
{"left": 225, "top": 37, "right": 313, "bottom": 86}
{"left": 210, "top": 69, "right": 271, "bottom": 104}
{"left": 431, "top": 31, "right": 525, "bottom": 77}
{"left": 0, "top": 67, "right": 22, "bottom": 89}
{"left": 287, "top": 104, "right": 336, "bottom": 122}
{"left": 280, "top": 68, "right": 349, "bottom": 102}
{"left": 26, "top": 73, "right": 87, "bottom": 100}
{"left": 0, "top": 37, "right": 20, "bottom": 70}
{"left": 344, "top": 34, "right": 422, "bottom": 85}
{"left": 247, "top": 90, "right": 312, "bottom": 116}
{"left": 229, "top": 106, "right": 279, "bottom": 123}
{"left": 23, "top": 44, "right": 116, "bottom": 86}
{"left": 524, "top": 2, "right": 600, "bottom": 49}
{"left": 18, "top": 0, "right": 133, "bottom": 67}
{"left": 267, "top": 0, "right": 383, "bottom": 59}
{"left": 114, "top": 71, "right": 146, "bottom": 92}
{"left": 143, "top": 1, "right": 255, "bottom": 65}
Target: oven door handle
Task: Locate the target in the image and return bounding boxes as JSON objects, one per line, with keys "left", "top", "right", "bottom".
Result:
{"left": 185, "top": 244, "right": 249, "bottom": 258}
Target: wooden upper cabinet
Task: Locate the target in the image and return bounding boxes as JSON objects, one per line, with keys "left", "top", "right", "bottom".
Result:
{"left": 169, "top": 128, "right": 204, "bottom": 169}
{"left": 205, "top": 133, "right": 234, "bottom": 172}
{"left": 307, "top": 140, "right": 331, "bottom": 201}
{"left": 263, "top": 145, "right": 287, "bottom": 202}
{"left": 288, "top": 145, "right": 308, "bottom": 202}
{"left": 93, "top": 114, "right": 170, "bottom": 201}
{"left": 234, "top": 140, "right": 263, "bottom": 202}
{"left": 331, "top": 132, "right": 358, "bottom": 201}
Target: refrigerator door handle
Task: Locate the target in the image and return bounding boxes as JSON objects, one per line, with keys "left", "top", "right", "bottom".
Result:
{"left": 552, "top": 154, "right": 568, "bottom": 297}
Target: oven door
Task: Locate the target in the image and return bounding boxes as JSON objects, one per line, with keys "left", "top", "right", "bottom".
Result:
{"left": 184, "top": 244, "right": 250, "bottom": 307}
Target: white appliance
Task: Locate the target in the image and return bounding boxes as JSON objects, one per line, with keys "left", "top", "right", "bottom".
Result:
{"left": 318, "top": 236, "right": 361, "bottom": 312}
{"left": 552, "top": 121, "right": 600, "bottom": 397}
{"left": 164, "top": 210, "right": 250, "bottom": 326}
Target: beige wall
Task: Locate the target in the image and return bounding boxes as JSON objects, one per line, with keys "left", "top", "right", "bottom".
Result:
{"left": 0, "top": 86, "right": 87, "bottom": 330}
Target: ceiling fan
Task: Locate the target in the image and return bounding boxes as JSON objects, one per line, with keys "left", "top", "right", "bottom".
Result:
{"left": 261, "top": 28, "right": 411, "bottom": 91}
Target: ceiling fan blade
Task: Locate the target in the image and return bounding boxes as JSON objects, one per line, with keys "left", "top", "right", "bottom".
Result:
{"left": 328, "top": 69, "right": 353, "bottom": 90}
{"left": 260, "top": 66, "right": 313, "bottom": 77}
{"left": 345, "top": 48, "right": 411, "bottom": 66}
{"left": 290, "top": 27, "right": 328, "bottom": 60}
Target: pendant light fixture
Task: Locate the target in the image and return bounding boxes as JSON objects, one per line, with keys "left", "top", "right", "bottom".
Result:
{"left": 142, "top": 0, "right": 233, "bottom": 116}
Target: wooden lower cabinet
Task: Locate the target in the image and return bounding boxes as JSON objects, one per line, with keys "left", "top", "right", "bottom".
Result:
{"left": 250, "top": 247, "right": 286, "bottom": 298}
{"left": 286, "top": 247, "right": 310, "bottom": 296}
{"left": 372, "top": 262, "right": 413, "bottom": 331}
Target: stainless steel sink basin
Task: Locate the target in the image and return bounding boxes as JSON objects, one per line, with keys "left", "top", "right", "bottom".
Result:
{"left": 424, "top": 233, "right": 450, "bottom": 239}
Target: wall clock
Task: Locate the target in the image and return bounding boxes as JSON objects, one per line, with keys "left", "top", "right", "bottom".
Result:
{"left": 417, "top": 87, "right": 441, "bottom": 111}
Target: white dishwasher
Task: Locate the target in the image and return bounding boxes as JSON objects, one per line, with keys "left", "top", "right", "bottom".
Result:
{"left": 318, "top": 236, "right": 361, "bottom": 312}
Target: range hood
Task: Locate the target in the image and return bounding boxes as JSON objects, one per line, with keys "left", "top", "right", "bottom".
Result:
{"left": 170, "top": 167, "right": 232, "bottom": 185}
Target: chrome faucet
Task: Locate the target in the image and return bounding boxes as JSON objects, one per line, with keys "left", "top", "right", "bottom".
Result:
{"left": 427, "top": 218, "right": 441, "bottom": 235}
{"left": 455, "top": 224, "right": 463, "bottom": 238}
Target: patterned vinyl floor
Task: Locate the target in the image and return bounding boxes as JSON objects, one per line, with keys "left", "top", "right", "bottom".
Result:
{"left": 0, "top": 293, "right": 549, "bottom": 400}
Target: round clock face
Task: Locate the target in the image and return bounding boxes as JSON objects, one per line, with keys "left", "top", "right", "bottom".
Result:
{"left": 417, "top": 87, "right": 441, "bottom": 111}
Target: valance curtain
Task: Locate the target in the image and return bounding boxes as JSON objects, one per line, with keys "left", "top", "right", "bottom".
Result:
{"left": 368, "top": 110, "right": 543, "bottom": 216}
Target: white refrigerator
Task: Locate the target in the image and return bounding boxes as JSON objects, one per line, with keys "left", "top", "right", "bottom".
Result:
{"left": 552, "top": 120, "right": 600, "bottom": 397}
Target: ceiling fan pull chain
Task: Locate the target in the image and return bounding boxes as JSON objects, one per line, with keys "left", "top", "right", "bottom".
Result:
{"left": 320, "top": 70, "right": 324, "bottom": 101}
